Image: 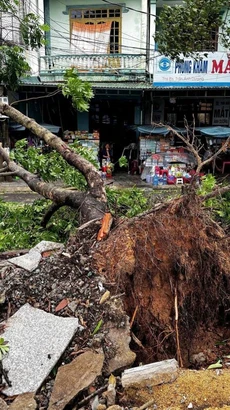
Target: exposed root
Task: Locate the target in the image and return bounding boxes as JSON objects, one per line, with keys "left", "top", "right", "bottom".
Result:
{"left": 92, "top": 194, "right": 230, "bottom": 365}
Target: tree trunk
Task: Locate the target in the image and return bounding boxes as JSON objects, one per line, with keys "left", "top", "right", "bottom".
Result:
{"left": 0, "top": 102, "right": 107, "bottom": 222}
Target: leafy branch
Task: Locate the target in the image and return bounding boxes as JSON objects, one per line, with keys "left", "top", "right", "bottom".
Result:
{"left": 60, "top": 68, "right": 94, "bottom": 112}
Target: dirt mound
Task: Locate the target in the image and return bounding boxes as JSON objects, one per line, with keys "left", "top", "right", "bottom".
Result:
{"left": 93, "top": 196, "right": 230, "bottom": 366}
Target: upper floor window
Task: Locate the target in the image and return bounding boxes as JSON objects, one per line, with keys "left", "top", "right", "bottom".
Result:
{"left": 0, "top": 12, "right": 20, "bottom": 44}
{"left": 70, "top": 8, "right": 121, "bottom": 54}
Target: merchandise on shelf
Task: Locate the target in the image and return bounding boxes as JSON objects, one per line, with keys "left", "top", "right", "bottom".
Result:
{"left": 63, "top": 130, "right": 100, "bottom": 161}
{"left": 140, "top": 134, "right": 195, "bottom": 185}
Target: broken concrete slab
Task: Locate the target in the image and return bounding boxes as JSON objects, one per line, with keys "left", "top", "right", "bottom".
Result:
{"left": 8, "top": 250, "right": 42, "bottom": 272}
{"left": 2, "top": 303, "right": 82, "bottom": 396}
{"left": 32, "top": 241, "right": 64, "bottom": 254}
{"left": 106, "top": 316, "right": 136, "bottom": 374}
{"left": 7, "top": 241, "right": 64, "bottom": 272}
{"left": 48, "top": 350, "right": 104, "bottom": 410}
{"left": 9, "top": 392, "right": 36, "bottom": 410}
{"left": 121, "top": 358, "right": 179, "bottom": 388}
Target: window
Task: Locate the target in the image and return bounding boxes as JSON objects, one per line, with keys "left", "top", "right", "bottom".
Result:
{"left": 70, "top": 8, "right": 121, "bottom": 54}
{"left": 0, "top": 12, "right": 20, "bottom": 44}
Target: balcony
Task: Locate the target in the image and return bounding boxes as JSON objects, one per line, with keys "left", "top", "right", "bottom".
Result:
{"left": 39, "top": 53, "right": 147, "bottom": 83}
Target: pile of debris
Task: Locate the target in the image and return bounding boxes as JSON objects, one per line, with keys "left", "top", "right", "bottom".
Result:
{"left": 1, "top": 238, "right": 230, "bottom": 410}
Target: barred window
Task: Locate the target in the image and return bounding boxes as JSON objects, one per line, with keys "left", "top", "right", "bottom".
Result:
{"left": 70, "top": 8, "right": 121, "bottom": 54}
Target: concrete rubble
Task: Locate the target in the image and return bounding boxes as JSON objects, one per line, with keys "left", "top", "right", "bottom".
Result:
{"left": 106, "top": 316, "right": 136, "bottom": 374}
{"left": 121, "top": 358, "right": 179, "bottom": 388}
{"left": 7, "top": 241, "right": 64, "bottom": 272}
{"left": 48, "top": 350, "right": 104, "bottom": 410}
{"left": 0, "top": 397, "right": 8, "bottom": 410}
{"left": 2, "top": 303, "right": 82, "bottom": 396}
{"left": 9, "top": 392, "right": 37, "bottom": 410}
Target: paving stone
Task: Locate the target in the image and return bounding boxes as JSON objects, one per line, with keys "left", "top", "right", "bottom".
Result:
{"left": 2, "top": 303, "right": 82, "bottom": 396}
{"left": 8, "top": 250, "right": 42, "bottom": 272}
{"left": 9, "top": 392, "right": 36, "bottom": 410}
{"left": 48, "top": 350, "right": 104, "bottom": 410}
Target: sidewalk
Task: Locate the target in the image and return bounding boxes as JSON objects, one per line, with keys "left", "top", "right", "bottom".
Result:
{"left": 0, "top": 173, "right": 179, "bottom": 203}
{"left": 0, "top": 179, "right": 32, "bottom": 193}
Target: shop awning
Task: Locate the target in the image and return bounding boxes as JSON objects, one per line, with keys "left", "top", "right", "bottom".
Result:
{"left": 137, "top": 125, "right": 187, "bottom": 135}
{"left": 10, "top": 123, "right": 26, "bottom": 132}
{"left": 9, "top": 122, "right": 61, "bottom": 134}
{"left": 39, "top": 123, "right": 61, "bottom": 134}
{"left": 195, "top": 126, "right": 230, "bottom": 139}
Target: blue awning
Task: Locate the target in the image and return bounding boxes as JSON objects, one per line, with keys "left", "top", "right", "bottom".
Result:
{"left": 195, "top": 126, "right": 230, "bottom": 138}
{"left": 39, "top": 123, "right": 61, "bottom": 134}
{"left": 138, "top": 126, "right": 169, "bottom": 135}
{"left": 10, "top": 122, "right": 61, "bottom": 134}
{"left": 137, "top": 125, "right": 187, "bottom": 135}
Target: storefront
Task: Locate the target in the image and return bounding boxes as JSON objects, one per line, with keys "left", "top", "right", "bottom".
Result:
{"left": 138, "top": 125, "right": 196, "bottom": 185}
{"left": 151, "top": 52, "right": 230, "bottom": 128}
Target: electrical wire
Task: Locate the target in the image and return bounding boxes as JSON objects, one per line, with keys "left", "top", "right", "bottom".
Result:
{"left": 27, "top": 0, "right": 155, "bottom": 52}
{"left": 10, "top": 89, "right": 61, "bottom": 106}
{"left": 2, "top": 0, "right": 229, "bottom": 80}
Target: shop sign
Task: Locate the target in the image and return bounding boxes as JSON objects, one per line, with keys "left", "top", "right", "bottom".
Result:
{"left": 153, "top": 52, "right": 230, "bottom": 87}
{"left": 213, "top": 99, "right": 230, "bottom": 126}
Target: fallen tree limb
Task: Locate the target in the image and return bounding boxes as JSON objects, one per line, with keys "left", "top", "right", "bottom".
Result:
{"left": 41, "top": 202, "right": 64, "bottom": 227}
{"left": 0, "top": 171, "right": 17, "bottom": 176}
{"left": 200, "top": 184, "right": 230, "bottom": 202}
{"left": 0, "top": 166, "right": 8, "bottom": 172}
{"left": 0, "top": 102, "right": 106, "bottom": 203}
{"left": 0, "top": 145, "right": 106, "bottom": 222}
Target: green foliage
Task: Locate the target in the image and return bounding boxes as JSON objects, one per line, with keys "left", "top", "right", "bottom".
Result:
{"left": 0, "top": 0, "right": 18, "bottom": 14}
{"left": 0, "top": 0, "right": 48, "bottom": 89}
{"left": 0, "top": 46, "right": 30, "bottom": 91}
{"left": 11, "top": 139, "right": 99, "bottom": 190}
{"left": 0, "top": 187, "right": 149, "bottom": 252}
{"left": 198, "top": 174, "right": 216, "bottom": 196}
{"left": 118, "top": 156, "right": 128, "bottom": 168}
{"left": 0, "top": 337, "right": 9, "bottom": 360}
{"left": 20, "top": 13, "right": 49, "bottom": 49}
{"left": 106, "top": 187, "right": 150, "bottom": 218}
{"left": 155, "top": 0, "right": 230, "bottom": 59}
{"left": 60, "top": 68, "right": 94, "bottom": 112}
{"left": 198, "top": 174, "right": 230, "bottom": 224}
{"left": 0, "top": 198, "right": 78, "bottom": 252}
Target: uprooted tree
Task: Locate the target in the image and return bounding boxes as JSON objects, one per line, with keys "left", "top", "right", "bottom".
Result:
{"left": 1, "top": 102, "right": 230, "bottom": 367}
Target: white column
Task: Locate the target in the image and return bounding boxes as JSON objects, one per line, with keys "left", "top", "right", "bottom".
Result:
{"left": 141, "top": 0, "right": 148, "bottom": 54}
{"left": 149, "top": 0, "right": 156, "bottom": 77}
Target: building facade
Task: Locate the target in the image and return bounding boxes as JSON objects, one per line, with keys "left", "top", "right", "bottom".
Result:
{"left": 6, "top": 0, "right": 230, "bottom": 155}
{"left": 16, "top": 0, "right": 154, "bottom": 161}
{"left": 149, "top": 0, "right": 230, "bottom": 128}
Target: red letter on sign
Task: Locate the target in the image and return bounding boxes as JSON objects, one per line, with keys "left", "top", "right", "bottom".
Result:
{"left": 211, "top": 60, "right": 223, "bottom": 73}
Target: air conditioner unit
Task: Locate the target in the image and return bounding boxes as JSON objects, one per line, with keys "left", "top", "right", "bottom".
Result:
{"left": 0, "top": 97, "right": 8, "bottom": 104}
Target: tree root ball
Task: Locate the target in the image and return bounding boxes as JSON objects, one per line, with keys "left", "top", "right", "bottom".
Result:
{"left": 92, "top": 197, "right": 230, "bottom": 367}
